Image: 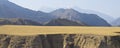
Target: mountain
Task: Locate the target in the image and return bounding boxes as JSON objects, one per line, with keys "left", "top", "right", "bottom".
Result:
{"left": 111, "top": 18, "right": 120, "bottom": 26}
{"left": 0, "top": 0, "right": 56, "bottom": 23}
{"left": 38, "top": 7, "right": 114, "bottom": 24}
{"left": 50, "top": 8, "right": 110, "bottom": 26}
{"left": 45, "top": 18, "right": 85, "bottom": 26}
{"left": 73, "top": 7, "right": 115, "bottom": 24}
{"left": 0, "top": 0, "right": 111, "bottom": 26}
{"left": 0, "top": 18, "right": 42, "bottom": 25}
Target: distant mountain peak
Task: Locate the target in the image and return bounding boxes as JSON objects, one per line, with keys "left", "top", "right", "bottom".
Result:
{"left": 53, "top": 8, "right": 78, "bottom": 13}
{"left": 65, "top": 8, "right": 76, "bottom": 11}
{"left": 50, "top": 8, "right": 110, "bottom": 26}
{"left": 51, "top": 8, "right": 81, "bottom": 19}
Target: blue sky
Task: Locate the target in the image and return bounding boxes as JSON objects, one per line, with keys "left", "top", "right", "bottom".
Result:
{"left": 9, "top": 0, "right": 120, "bottom": 18}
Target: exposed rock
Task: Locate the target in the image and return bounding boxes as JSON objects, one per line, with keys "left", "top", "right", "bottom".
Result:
{"left": 50, "top": 9, "right": 110, "bottom": 26}
{"left": 45, "top": 19, "right": 85, "bottom": 26}
{"left": 0, "top": 34, "right": 120, "bottom": 48}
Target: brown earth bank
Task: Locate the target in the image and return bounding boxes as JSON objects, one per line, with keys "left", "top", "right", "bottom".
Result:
{"left": 0, "top": 34, "right": 120, "bottom": 48}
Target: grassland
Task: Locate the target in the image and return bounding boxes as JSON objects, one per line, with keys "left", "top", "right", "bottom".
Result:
{"left": 0, "top": 25, "right": 120, "bottom": 36}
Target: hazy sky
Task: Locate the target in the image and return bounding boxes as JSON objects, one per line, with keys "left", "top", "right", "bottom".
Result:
{"left": 9, "top": 0, "right": 120, "bottom": 18}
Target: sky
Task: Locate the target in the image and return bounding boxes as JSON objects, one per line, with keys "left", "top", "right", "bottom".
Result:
{"left": 9, "top": 0, "right": 120, "bottom": 19}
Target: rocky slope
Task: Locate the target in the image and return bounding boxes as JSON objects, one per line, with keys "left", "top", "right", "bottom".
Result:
{"left": 0, "top": 0, "right": 56, "bottom": 23}
{"left": 50, "top": 9, "right": 110, "bottom": 26}
{"left": 45, "top": 18, "right": 85, "bottom": 26}
{"left": 0, "top": 34, "right": 120, "bottom": 48}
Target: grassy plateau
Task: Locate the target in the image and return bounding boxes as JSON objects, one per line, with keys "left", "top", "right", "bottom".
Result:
{"left": 0, "top": 25, "right": 120, "bottom": 36}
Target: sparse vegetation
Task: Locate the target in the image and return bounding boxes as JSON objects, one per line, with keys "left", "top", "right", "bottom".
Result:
{"left": 0, "top": 25, "right": 119, "bottom": 36}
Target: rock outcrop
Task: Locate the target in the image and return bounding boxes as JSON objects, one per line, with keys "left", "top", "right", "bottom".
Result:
{"left": 45, "top": 19, "right": 85, "bottom": 26}
{"left": 0, "top": 34, "right": 120, "bottom": 48}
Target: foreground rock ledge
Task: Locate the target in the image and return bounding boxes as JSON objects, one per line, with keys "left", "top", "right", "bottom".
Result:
{"left": 0, "top": 34, "right": 120, "bottom": 48}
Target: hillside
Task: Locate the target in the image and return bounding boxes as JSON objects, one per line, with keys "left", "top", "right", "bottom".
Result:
{"left": 0, "top": 25, "right": 119, "bottom": 36}
{"left": 0, "top": 0, "right": 56, "bottom": 23}
{"left": 50, "top": 9, "right": 110, "bottom": 26}
{"left": 73, "top": 8, "right": 115, "bottom": 23}
{"left": 45, "top": 19, "right": 85, "bottom": 26}
{"left": 0, "top": 0, "right": 112, "bottom": 26}
{"left": 0, "top": 18, "right": 42, "bottom": 25}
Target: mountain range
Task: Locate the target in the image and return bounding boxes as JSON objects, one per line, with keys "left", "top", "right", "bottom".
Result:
{"left": 0, "top": 0, "right": 56, "bottom": 23}
{"left": 0, "top": 0, "right": 117, "bottom": 26}
{"left": 73, "top": 7, "right": 115, "bottom": 23}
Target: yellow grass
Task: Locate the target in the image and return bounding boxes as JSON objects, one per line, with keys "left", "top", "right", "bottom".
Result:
{"left": 0, "top": 25, "right": 120, "bottom": 36}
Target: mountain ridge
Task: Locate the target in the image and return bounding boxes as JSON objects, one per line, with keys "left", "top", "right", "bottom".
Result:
{"left": 73, "top": 7, "right": 115, "bottom": 23}
{"left": 50, "top": 8, "right": 110, "bottom": 26}
{"left": 0, "top": 0, "right": 56, "bottom": 23}
{"left": 0, "top": 0, "right": 111, "bottom": 26}
{"left": 45, "top": 18, "right": 85, "bottom": 26}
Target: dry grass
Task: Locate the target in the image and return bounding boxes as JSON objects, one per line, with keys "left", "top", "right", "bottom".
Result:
{"left": 0, "top": 25, "right": 120, "bottom": 36}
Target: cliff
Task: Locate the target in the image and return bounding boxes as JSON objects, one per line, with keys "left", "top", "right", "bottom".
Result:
{"left": 0, "top": 34, "right": 120, "bottom": 48}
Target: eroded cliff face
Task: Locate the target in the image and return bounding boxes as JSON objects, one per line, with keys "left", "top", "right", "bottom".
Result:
{"left": 0, "top": 34, "right": 120, "bottom": 48}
